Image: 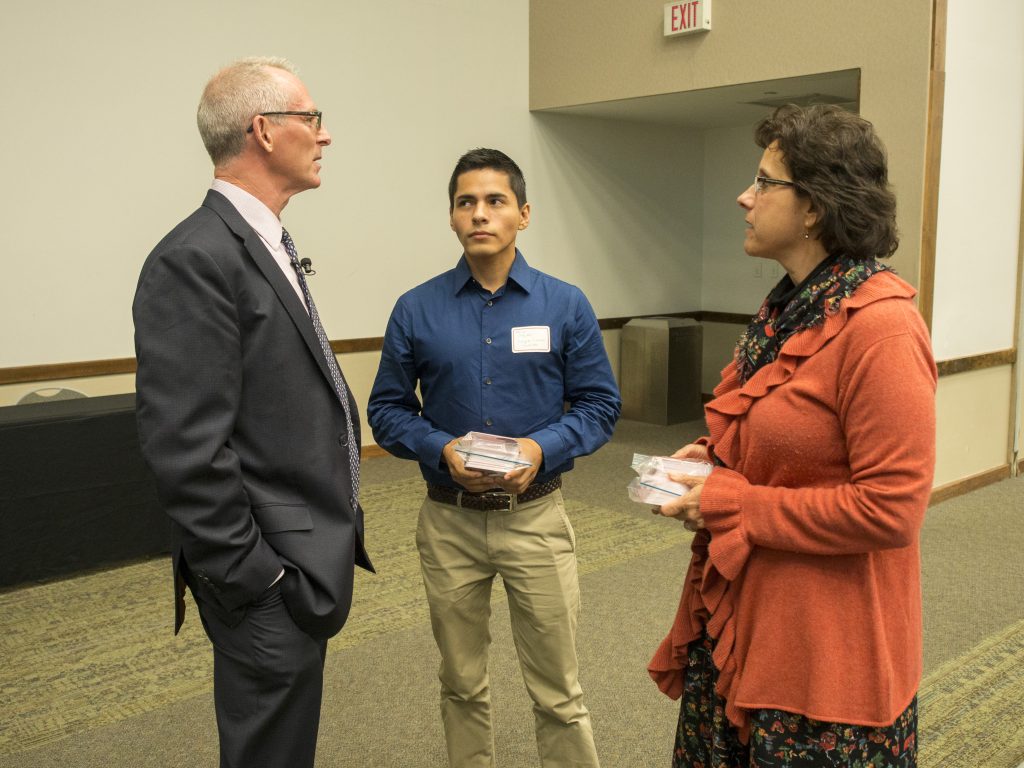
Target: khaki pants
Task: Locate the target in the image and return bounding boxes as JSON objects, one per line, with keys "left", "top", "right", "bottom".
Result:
{"left": 416, "top": 490, "right": 600, "bottom": 768}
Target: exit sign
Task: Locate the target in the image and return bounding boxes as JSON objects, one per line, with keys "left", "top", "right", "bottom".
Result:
{"left": 664, "top": 0, "right": 711, "bottom": 37}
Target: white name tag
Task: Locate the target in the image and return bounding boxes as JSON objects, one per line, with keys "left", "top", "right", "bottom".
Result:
{"left": 511, "top": 326, "right": 551, "bottom": 353}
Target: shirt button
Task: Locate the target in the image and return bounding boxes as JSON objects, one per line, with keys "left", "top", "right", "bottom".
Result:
{"left": 338, "top": 433, "right": 348, "bottom": 446}
{"left": 484, "top": 377, "right": 492, "bottom": 385}
{"left": 487, "top": 300, "right": 493, "bottom": 307}
{"left": 485, "top": 418, "right": 494, "bottom": 426}
{"left": 485, "top": 337, "right": 492, "bottom": 344}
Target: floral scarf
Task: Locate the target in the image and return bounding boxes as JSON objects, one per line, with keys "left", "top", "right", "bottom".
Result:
{"left": 735, "top": 255, "right": 891, "bottom": 384}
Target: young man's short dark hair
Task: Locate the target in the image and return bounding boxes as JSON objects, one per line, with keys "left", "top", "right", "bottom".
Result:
{"left": 448, "top": 147, "right": 527, "bottom": 210}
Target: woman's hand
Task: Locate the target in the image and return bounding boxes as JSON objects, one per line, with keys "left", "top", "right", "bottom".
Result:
{"left": 653, "top": 473, "right": 707, "bottom": 532}
{"left": 671, "top": 443, "right": 710, "bottom": 462}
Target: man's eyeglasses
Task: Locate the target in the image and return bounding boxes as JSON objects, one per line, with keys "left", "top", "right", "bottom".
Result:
{"left": 753, "top": 175, "right": 799, "bottom": 195}
{"left": 246, "top": 111, "right": 323, "bottom": 133}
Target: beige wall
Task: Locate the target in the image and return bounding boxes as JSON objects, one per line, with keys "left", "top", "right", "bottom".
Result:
{"left": 3, "top": 0, "right": 708, "bottom": 375}
{"left": 530, "top": 0, "right": 933, "bottom": 286}
{"left": 701, "top": 124, "right": 768, "bottom": 312}
{"left": 931, "top": 0, "right": 1023, "bottom": 360}
{"left": 934, "top": 366, "right": 1014, "bottom": 487}
{"left": 3, "top": 1, "right": 537, "bottom": 368}
{"left": 7, "top": 0, "right": 1023, "bottom": 494}
{"left": 531, "top": 0, "right": 1024, "bottom": 492}
{"left": 929, "top": 0, "right": 1023, "bottom": 483}
{"left": 527, "top": 114, "right": 704, "bottom": 316}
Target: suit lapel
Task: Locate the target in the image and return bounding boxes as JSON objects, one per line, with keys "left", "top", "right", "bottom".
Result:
{"left": 201, "top": 190, "right": 341, "bottom": 395}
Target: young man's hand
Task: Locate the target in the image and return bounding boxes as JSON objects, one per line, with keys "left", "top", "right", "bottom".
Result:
{"left": 497, "top": 438, "right": 543, "bottom": 494}
{"left": 442, "top": 439, "right": 502, "bottom": 492}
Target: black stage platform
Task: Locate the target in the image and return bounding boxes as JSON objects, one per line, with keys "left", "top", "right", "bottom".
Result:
{"left": 0, "top": 394, "right": 169, "bottom": 588}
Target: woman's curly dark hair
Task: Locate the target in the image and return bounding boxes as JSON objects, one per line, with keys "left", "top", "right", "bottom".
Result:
{"left": 755, "top": 104, "right": 898, "bottom": 260}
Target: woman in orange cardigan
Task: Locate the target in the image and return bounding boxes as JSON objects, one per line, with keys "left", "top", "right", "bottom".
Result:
{"left": 649, "top": 104, "right": 936, "bottom": 767}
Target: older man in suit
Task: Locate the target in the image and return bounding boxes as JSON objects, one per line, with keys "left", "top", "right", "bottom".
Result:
{"left": 133, "top": 57, "right": 372, "bottom": 768}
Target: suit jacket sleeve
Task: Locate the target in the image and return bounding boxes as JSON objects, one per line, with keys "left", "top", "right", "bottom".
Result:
{"left": 134, "top": 242, "right": 282, "bottom": 613}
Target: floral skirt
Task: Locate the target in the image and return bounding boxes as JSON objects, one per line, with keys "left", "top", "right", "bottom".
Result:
{"left": 673, "top": 633, "right": 917, "bottom": 768}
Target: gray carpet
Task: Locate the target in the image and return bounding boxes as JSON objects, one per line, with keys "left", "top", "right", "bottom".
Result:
{"left": 1, "top": 419, "right": 1022, "bottom": 767}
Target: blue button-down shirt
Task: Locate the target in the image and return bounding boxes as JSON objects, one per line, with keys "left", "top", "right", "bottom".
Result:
{"left": 368, "top": 251, "right": 621, "bottom": 487}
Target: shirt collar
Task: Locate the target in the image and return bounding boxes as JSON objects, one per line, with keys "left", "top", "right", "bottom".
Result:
{"left": 210, "top": 179, "right": 283, "bottom": 249}
{"left": 451, "top": 249, "right": 535, "bottom": 296}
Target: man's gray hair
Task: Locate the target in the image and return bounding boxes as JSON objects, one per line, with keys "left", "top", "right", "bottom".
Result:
{"left": 197, "top": 56, "right": 298, "bottom": 166}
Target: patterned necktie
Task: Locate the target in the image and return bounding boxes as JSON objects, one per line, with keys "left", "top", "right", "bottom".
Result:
{"left": 281, "top": 228, "right": 360, "bottom": 506}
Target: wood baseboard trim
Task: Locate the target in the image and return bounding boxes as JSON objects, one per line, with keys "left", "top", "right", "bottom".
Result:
{"left": 929, "top": 465, "right": 1011, "bottom": 506}
{"left": 360, "top": 444, "right": 391, "bottom": 460}
{"left": 330, "top": 337, "right": 384, "bottom": 354}
{"left": 697, "top": 311, "right": 752, "bottom": 326}
{"left": 935, "top": 348, "right": 1015, "bottom": 377}
{"left": 2, "top": 312, "right": 703, "bottom": 384}
{"left": 1, "top": 329, "right": 1014, "bottom": 387}
{"left": 597, "top": 311, "right": 699, "bottom": 331}
{"left": 0, "top": 357, "right": 137, "bottom": 385}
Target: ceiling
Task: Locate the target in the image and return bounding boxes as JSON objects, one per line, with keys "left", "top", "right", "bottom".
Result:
{"left": 534, "top": 69, "right": 860, "bottom": 130}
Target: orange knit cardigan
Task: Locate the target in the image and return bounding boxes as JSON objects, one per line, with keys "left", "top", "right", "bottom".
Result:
{"left": 649, "top": 270, "right": 937, "bottom": 741}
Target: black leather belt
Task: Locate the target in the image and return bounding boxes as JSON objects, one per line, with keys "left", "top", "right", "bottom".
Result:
{"left": 427, "top": 475, "right": 562, "bottom": 511}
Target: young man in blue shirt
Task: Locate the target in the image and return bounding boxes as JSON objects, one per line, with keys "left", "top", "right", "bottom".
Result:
{"left": 368, "top": 148, "right": 620, "bottom": 767}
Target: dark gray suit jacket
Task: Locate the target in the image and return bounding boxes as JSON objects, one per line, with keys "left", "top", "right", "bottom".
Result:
{"left": 134, "top": 189, "right": 373, "bottom": 640}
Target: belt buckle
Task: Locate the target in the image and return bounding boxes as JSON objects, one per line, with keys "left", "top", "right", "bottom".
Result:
{"left": 481, "top": 490, "right": 515, "bottom": 512}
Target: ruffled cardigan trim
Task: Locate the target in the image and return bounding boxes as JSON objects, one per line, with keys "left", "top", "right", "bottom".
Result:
{"left": 647, "top": 271, "right": 916, "bottom": 742}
